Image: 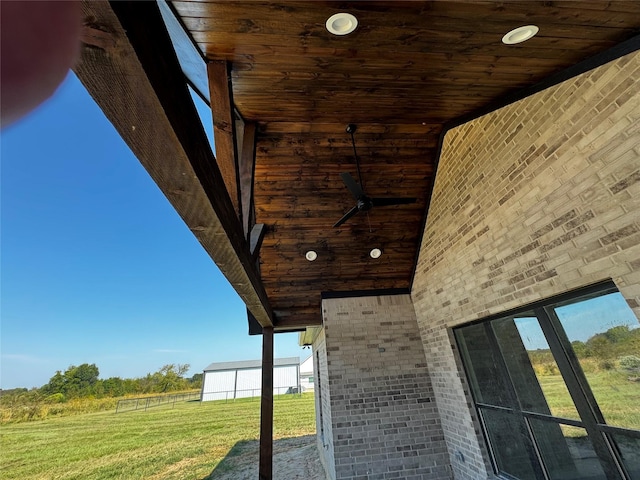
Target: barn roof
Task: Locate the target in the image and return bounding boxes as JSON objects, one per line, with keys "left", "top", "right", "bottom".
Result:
{"left": 203, "top": 357, "right": 300, "bottom": 372}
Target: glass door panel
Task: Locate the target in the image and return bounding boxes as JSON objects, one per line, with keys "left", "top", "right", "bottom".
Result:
{"left": 480, "top": 408, "right": 539, "bottom": 480}
{"left": 455, "top": 324, "right": 513, "bottom": 407}
{"left": 553, "top": 292, "right": 640, "bottom": 430}
{"left": 529, "top": 420, "right": 606, "bottom": 480}
{"left": 610, "top": 434, "right": 640, "bottom": 480}
{"left": 493, "top": 315, "right": 580, "bottom": 420}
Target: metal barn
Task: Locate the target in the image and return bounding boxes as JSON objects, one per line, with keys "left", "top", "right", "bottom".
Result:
{"left": 299, "top": 355, "right": 314, "bottom": 392}
{"left": 201, "top": 357, "right": 300, "bottom": 402}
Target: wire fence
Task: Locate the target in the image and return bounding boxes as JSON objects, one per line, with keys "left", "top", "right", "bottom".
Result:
{"left": 116, "top": 386, "right": 304, "bottom": 412}
{"left": 115, "top": 391, "right": 200, "bottom": 413}
{"left": 201, "top": 385, "right": 303, "bottom": 403}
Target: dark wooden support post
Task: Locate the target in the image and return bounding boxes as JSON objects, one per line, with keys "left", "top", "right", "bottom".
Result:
{"left": 239, "top": 122, "right": 257, "bottom": 239}
{"left": 259, "top": 326, "right": 274, "bottom": 480}
{"left": 208, "top": 60, "right": 241, "bottom": 218}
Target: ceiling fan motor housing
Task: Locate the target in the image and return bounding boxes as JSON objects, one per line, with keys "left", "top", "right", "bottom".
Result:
{"left": 357, "top": 197, "right": 373, "bottom": 211}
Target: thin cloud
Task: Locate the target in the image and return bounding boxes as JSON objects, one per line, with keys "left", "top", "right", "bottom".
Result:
{"left": 1, "top": 353, "right": 46, "bottom": 364}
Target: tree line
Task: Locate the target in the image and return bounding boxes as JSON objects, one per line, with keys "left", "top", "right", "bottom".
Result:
{"left": 1, "top": 363, "right": 203, "bottom": 404}
{"left": 529, "top": 324, "right": 640, "bottom": 376}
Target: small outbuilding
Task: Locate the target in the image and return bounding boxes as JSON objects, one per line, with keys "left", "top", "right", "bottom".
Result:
{"left": 201, "top": 357, "right": 300, "bottom": 402}
{"left": 299, "top": 355, "right": 314, "bottom": 392}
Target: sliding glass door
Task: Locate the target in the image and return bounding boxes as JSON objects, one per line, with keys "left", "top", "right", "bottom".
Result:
{"left": 455, "top": 281, "right": 640, "bottom": 479}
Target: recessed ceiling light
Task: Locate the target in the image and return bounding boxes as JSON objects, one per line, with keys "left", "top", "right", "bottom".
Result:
{"left": 326, "top": 13, "right": 358, "bottom": 36}
{"left": 370, "top": 248, "right": 382, "bottom": 259}
{"left": 305, "top": 250, "right": 318, "bottom": 261}
{"left": 502, "top": 25, "right": 539, "bottom": 45}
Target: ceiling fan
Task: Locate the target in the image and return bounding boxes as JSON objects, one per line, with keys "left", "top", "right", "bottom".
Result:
{"left": 333, "top": 124, "right": 417, "bottom": 228}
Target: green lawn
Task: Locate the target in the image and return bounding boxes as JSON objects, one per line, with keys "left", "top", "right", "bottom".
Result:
{"left": 3, "top": 374, "right": 637, "bottom": 478}
{"left": 0, "top": 394, "right": 316, "bottom": 480}
{"left": 538, "top": 371, "right": 640, "bottom": 431}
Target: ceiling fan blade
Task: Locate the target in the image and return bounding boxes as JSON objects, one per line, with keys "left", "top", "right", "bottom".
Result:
{"left": 333, "top": 205, "right": 360, "bottom": 228}
{"left": 340, "top": 172, "right": 365, "bottom": 200}
{"left": 371, "top": 197, "right": 417, "bottom": 207}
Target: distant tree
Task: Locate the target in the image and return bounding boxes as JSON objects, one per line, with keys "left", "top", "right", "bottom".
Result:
{"left": 41, "top": 371, "right": 66, "bottom": 395}
{"left": 102, "top": 377, "right": 125, "bottom": 397}
{"left": 571, "top": 340, "right": 587, "bottom": 357}
{"left": 138, "top": 373, "right": 158, "bottom": 393}
{"left": 189, "top": 373, "right": 203, "bottom": 389}
{"left": 41, "top": 364, "right": 99, "bottom": 398}
{"left": 122, "top": 378, "right": 139, "bottom": 395}
{"left": 585, "top": 334, "right": 614, "bottom": 360}
{"left": 0, "top": 388, "right": 30, "bottom": 406}
{"left": 64, "top": 363, "right": 99, "bottom": 397}
{"left": 157, "top": 364, "right": 190, "bottom": 392}
{"left": 604, "top": 325, "right": 632, "bottom": 343}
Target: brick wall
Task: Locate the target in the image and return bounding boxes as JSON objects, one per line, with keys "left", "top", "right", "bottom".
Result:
{"left": 313, "top": 329, "right": 337, "bottom": 480}
{"left": 318, "top": 294, "right": 451, "bottom": 480}
{"left": 412, "top": 51, "right": 640, "bottom": 479}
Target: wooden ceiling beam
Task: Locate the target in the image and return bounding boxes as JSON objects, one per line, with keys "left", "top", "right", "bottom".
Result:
{"left": 208, "top": 60, "right": 241, "bottom": 218}
{"left": 239, "top": 121, "right": 257, "bottom": 239}
{"left": 274, "top": 315, "right": 323, "bottom": 329}
{"left": 75, "top": 0, "right": 273, "bottom": 327}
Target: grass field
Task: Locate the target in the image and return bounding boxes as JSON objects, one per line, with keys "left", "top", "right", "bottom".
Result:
{"left": 538, "top": 371, "right": 640, "bottom": 431}
{"left": 0, "top": 393, "right": 316, "bottom": 480}
{"left": 2, "top": 372, "right": 637, "bottom": 479}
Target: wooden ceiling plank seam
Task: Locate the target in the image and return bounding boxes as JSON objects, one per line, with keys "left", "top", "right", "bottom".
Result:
{"left": 208, "top": 59, "right": 242, "bottom": 218}
{"left": 183, "top": 43, "right": 631, "bottom": 66}
{"left": 76, "top": 0, "right": 273, "bottom": 327}
{"left": 256, "top": 137, "right": 438, "bottom": 147}
{"left": 257, "top": 123, "right": 442, "bottom": 135}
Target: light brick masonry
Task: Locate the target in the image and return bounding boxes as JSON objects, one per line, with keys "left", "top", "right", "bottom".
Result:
{"left": 315, "top": 295, "right": 451, "bottom": 480}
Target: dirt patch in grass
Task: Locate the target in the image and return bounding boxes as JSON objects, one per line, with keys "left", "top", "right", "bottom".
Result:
{"left": 204, "top": 435, "right": 326, "bottom": 480}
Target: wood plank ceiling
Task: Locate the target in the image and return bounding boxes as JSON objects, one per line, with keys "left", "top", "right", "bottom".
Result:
{"left": 171, "top": 1, "right": 640, "bottom": 330}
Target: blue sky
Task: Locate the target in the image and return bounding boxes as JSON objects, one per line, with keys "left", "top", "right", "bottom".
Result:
{"left": 1, "top": 73, "right": 305, "bottom": 390}
{"left": 515, "top": 292, "right": 639, "bottom": 351}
